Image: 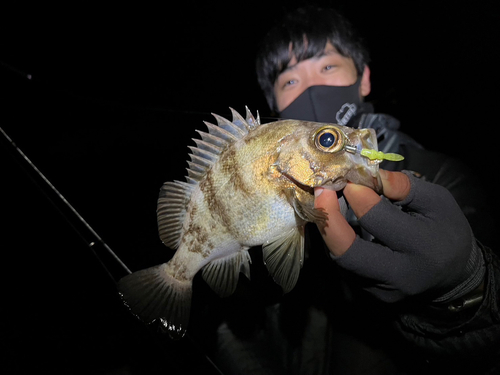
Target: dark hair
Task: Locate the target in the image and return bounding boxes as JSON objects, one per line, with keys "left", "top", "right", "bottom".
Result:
{"left": 256, "top": 6, "right": 370, "bottom": 112}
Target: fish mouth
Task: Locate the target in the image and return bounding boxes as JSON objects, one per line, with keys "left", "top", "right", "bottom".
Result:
{"left": 283, "top": 173, "right": 347, "bottom": 195}
{"left": 282, "top": 173, "right": 315, "bottom": 195}
{"left": 344, "top": 160, "right": 383, "bottom": 194}
{"left": 345, "top": 129, "right": 383, "bottom": 194}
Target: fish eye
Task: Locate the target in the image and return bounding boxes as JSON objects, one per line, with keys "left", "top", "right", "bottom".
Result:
{"left": 314, "top": 127, "right": 344, "bottom": 153}
{"left": 319, "top": 132, "right": 335, "bottom": 147}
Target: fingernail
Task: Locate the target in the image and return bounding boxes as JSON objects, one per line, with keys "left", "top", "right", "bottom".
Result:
{"left": 314, "top": 187, "right": 324, "bottom": 197}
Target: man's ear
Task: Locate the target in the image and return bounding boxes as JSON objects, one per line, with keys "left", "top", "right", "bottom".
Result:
{"left": 360, "top": 65, "right": 371, "bottom": 97}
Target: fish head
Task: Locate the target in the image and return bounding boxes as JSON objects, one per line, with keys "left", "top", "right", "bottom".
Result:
{"left": 273, "top": 120, "right": 383, "bottom": 194}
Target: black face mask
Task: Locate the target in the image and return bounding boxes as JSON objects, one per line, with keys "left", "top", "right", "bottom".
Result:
{"left": 279, "top": 79, "right": 362, "bottom": 126}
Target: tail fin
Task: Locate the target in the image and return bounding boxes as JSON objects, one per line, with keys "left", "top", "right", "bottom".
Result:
{"left": 117, "top": 264, "right": 192, "bottom": 339}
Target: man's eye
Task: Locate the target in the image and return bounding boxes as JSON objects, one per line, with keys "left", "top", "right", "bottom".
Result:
{"left": 283, "top": 79, "right": 296, "bottom": 88}
{"left": 323, "top": 65, "right": 335, "bottom": 71}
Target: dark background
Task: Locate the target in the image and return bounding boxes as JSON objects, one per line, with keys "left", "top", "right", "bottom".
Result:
{"left": 2, "top": 1, "right": 498, "bottom": 374}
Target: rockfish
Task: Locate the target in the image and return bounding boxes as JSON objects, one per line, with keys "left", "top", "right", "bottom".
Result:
{"left": 118, "top": 107, "right": 383, "bottom": 339}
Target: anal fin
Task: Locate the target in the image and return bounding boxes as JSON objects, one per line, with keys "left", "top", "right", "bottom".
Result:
{"left": 201, "top": 249, "right": 252, "bottom": 298}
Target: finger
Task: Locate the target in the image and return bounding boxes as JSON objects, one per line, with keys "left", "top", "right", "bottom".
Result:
{"left": 344, "top": 170, "right": 411, "bottom": 219}
{"left": 384, "top": 170, "right": 467, "bottom": 225}
{"left": 379, "top": 169, "right": 411, "bottom": 201}
{"left": 344, "top": 183, "right": 381, "bottom": 219}
{"left": 314, "top": 187, "right": 356, "bottom": 256}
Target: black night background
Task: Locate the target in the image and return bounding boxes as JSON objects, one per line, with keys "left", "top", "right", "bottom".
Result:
{"left": 1, "top": 2, "right": 498, "bottom": 374}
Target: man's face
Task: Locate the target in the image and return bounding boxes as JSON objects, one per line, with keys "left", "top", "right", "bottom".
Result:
{"left": 273, "top": 42, "right": 370, "bottom": 112}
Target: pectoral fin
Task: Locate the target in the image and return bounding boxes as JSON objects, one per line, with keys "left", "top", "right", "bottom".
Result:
{"left": 262, "top": 226, "right": 304, "bottom": 293}
{"left": 289, "top": 189, "right": 329, "bottom": 233}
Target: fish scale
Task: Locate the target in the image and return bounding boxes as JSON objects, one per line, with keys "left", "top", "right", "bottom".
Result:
{"left": 118, "top": 107, "right": 383, "bottom": 339}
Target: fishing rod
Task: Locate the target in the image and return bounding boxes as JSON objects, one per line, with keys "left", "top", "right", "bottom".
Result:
{"left": 0, "top": 126, "right": 132, "bottom": 282}
{"left": 1, "top": 124, "right": 225, "bottom": 375}
{"left": 0, "top": 60, "right": 264, "bottom": 374}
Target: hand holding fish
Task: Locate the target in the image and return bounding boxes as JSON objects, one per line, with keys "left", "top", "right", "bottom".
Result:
{"left": 316, "top": 170, "right": 484, "bottom": 304}
{"left": 314, "top": 169, "right": 410, "bottom": 256}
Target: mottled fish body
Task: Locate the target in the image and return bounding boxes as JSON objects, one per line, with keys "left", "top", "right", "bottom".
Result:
{"left": 118, "top": 108, "right": 382, "bottom": 338}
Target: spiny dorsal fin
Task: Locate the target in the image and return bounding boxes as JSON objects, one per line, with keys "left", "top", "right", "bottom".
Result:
{"left": 187, "top": 145, "right": 219, "bottom": 163}
{"left": 187, "top": 108, "right": 259, "bottom": 184}
{"left": 230, "top": 107, "right": 252, "bottom": 132}
{"left": 203, "top": 122, "right": 238, "bottom": 144}
{"left": 191, "top": 138, "right": 223, "bottom": 156}
{"left": 212, "top": 113, "right": 247, "bottom": 138}
{"left": 157, "top": 108, "right": 260, "bottom": 249}
{"left": 245, "top": 105, "right": 260, "bottom": 128}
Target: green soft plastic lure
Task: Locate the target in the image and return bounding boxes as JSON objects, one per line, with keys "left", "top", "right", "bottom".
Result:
{"left": 344, "top": 144, "right": 404, "bottom": 162}
{"left": 360, "top": 148, "right": 404, "bottom": 162}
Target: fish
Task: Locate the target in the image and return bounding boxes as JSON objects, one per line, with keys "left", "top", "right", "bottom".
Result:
{"left": 118, "top": 107, "right": 382, "bottom": 339}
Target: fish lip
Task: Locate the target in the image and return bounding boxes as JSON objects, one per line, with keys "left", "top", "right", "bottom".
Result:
{"left": 322, "top": 173, "right": 383, "bottom": 194}
{"left": 319, "top": 178, "right": 347, "bottom": 191}
{"left": 361, "top": 162, "right": 383, "bottom": 194}
{"left": 360, "top": 158, "right": 383, "bottom": 194}
{"left": 373, "top": 173, "right": 383, "bottom": 194}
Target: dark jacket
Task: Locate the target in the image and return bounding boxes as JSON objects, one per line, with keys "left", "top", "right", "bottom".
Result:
{"left": 357, "top": 111, "right": 500, "bottom": 373}
{"left": 213, "top": 111, "right": 499, "bottom": 374}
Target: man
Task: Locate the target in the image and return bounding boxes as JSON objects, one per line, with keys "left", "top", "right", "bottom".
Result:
{"left": 214, "top": 6, "right": 499, "bottom": 374}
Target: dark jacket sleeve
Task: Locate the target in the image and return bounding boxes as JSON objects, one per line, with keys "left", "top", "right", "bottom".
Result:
{"left": 395, "top": 244, "right": 500, "bottom": 372}
{"left": 394, "top": 145, "right": 495, "bottom": 248}
{"left": 388, "top": 145, "right": 500, "bottom": 371}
